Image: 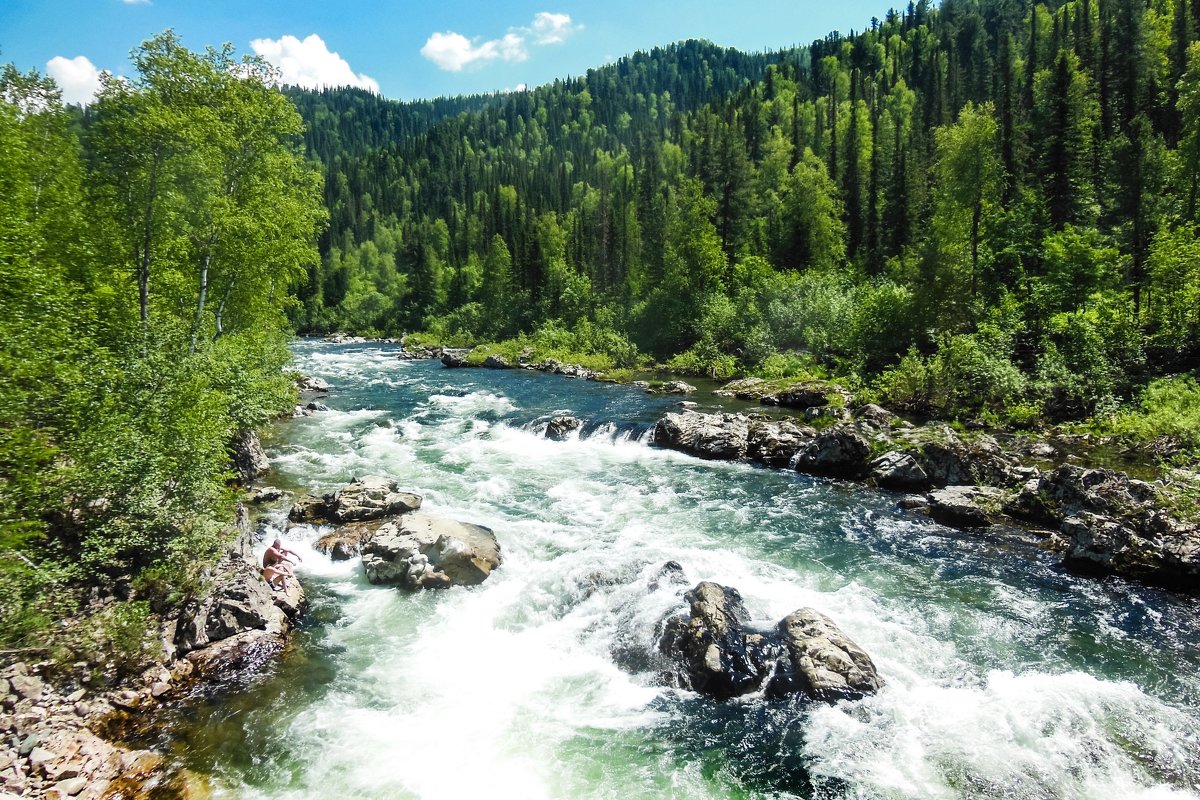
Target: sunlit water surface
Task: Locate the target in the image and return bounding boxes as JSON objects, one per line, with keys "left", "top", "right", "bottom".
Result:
{"left": 160, "top": 341, "right": 1200, "bottom": 800}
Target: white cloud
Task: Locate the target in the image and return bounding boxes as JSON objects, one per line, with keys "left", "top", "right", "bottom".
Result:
{"left": 531, "top": 12, "right": 581, "bottom": 44}
{"left": 46, "top": 55, "right": 105, "bottom": 105}
{"left": 421, "top": 12, "right": 582, "bottom": 72}
{"left": 120, "top": 0, "right": 151, "bottom": 5}
{"left": 249, "top": 34, "right": 379, "bottom": 94}
{"left": 421, "top": 31, "right": 527, "bottom": 72}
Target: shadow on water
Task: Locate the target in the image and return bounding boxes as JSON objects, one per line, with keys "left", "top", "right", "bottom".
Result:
{"left": 642, "top": 692, "right": 844, "bottom": 800}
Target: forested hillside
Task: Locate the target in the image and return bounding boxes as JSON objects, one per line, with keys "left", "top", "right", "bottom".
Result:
{"left": 0, "top": 34, "right": 324, "bottom": 653}
{"left": 295, "top": 0, "right": 1200, "bottom": 437}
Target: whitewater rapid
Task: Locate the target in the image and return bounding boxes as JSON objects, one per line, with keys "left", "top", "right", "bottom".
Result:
{"left": 172, "top": 342, "right": 1200, "bottom": 800}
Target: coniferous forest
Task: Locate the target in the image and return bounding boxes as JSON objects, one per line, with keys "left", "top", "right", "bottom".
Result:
{"left": 293, "top": 0, "right": 1200, "bottom": 442}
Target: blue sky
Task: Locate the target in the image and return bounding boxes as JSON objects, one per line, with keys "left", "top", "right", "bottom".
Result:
{"left": 1, "top": 1, "right": 895, "bottom": 104}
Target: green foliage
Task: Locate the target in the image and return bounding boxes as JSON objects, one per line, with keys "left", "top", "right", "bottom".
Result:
{"left": 875, "top": 323, "right": 1027, "bottom": 418}
{"left": 1108, "top": 376, "right": 1200, "bottom": 452}
{"left": 666, "top": 343, "right": 739, "bottom": 380}
{"left": 57, "top": 601, "right": 159, "bottom": 681}
{"left": 0, "top": 34, "right": 320, "bottom": 650}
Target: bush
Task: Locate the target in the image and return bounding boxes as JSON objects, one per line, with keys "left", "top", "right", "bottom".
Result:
{"left": 57, "top": 600, "right": 159, "bottom": 682}
{"left": 667, "top": 341, "right": 739, "bottom": 379}
{"left": 1108, "top": 375, "right": 1200, "bottom": 452}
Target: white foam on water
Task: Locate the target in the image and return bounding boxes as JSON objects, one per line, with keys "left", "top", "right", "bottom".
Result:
{"left": 802, "top": 669, "right": 1200, "bottom": 800}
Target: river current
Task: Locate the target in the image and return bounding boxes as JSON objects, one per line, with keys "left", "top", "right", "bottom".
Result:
{"left": 164, "top": 341, "right": 1200, "bottom": 799}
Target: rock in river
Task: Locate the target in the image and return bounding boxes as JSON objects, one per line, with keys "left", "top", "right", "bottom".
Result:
{"left": 657, "top": 581, "right": 883, "bottom": 702}
{"left": 654, "top": 412, "right": 749, "bottom": 461}
{"left": 327, "top": 475, "right": 422, "bottom": 523}
{"left": 765, "top": 608, "right": 885, "bottom": 702}
{"left": 361, "top": 512, "right": 502, "bottom": 590}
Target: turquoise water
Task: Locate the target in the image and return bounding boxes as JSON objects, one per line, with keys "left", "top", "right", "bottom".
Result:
{"left": 164, "top": 341, "right": 1200, "bottom": 799}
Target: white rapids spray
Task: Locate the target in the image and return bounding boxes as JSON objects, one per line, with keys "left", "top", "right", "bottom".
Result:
{"left": 194, "top": 343, "right": 1200, "bottom": 800}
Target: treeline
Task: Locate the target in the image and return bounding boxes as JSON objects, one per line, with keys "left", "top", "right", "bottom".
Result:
{"left": 0, "top": 33, "right": 324, "bottom": 654}
{"left": 296, "top": 1, "right": 1200, "bottom": 434}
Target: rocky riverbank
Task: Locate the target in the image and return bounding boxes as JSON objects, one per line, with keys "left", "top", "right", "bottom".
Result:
{"left": 651, "top": 408, "right": 1200, "bottom": 592}
{"left": 384, "top": 340, "right": 1198, "bottom": 592}
{"left": 0, "top": 430, "right": 307, "bottom": 798}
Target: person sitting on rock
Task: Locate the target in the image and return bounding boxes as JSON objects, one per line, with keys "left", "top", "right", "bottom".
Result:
{"left": 262, "top": 561, "right": 295, "bottom": 592}
{"left": 263, "top": 538, "right": 302, "bottom": 569}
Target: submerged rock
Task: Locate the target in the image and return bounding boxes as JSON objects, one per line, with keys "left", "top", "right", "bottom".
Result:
{"left": 657, "top": 581, "right": 882, "bottom": 703}
{"left": 361, "top": 512, "right": 501, "bottom": 589}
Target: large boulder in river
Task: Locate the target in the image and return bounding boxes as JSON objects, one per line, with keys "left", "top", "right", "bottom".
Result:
{"left": 441, "top": 349, "right": 470, "bottom": 368}
{"left": 650, "top": 380, "right": 697, "bottom": 395}
{"left": 1008, "top": 464, "right": 1157, "bottom": 526}
{"left": 296, "top": 375, "right": 331, "bottom": 393}
{"left": 544, "top": 415, "right": 583, "bottom": 441}
{"left": 927, "top": 485, "right": 1010, "bottom": 528}
{"left": 747, "top": 419, "right": 814, "bottom": 467}
{"left": 906, "top": 428, "right": 1017, "bottom": 488}
{"left": 658, "top": 582, "right": 769, "bottom": 699}
{"left": 765, "top": 609, "right": 884, "bottom": 702}
{"left": 483, "top": 354, "right": 512, "bottom": 369}
{"left": 328, "top": 475, "right": 422, "bottom": 523}
{"left": 657, "top": 581, "right": 883, "bottom": 702}
{"left": 654, "top": 412, "right": 749, "bottom": 460}
{"left": 1006, "top": 465, "right": 1200, "bottom": 589}
{"left": 793, "top": 425, "right": 871, "bottom": 478}
{"left": 361, "top": 512, "right": 501, "bottom": 589}
{"left": 870, "top": 450, "right": 930, "bottom": 491}
{"left": 315, "top": 520, "right": 385, "bottom": 561}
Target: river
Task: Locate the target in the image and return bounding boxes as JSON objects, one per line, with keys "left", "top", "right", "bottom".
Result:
{"left": 160, "top": 340, "right": 1200, "bottom": 799}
